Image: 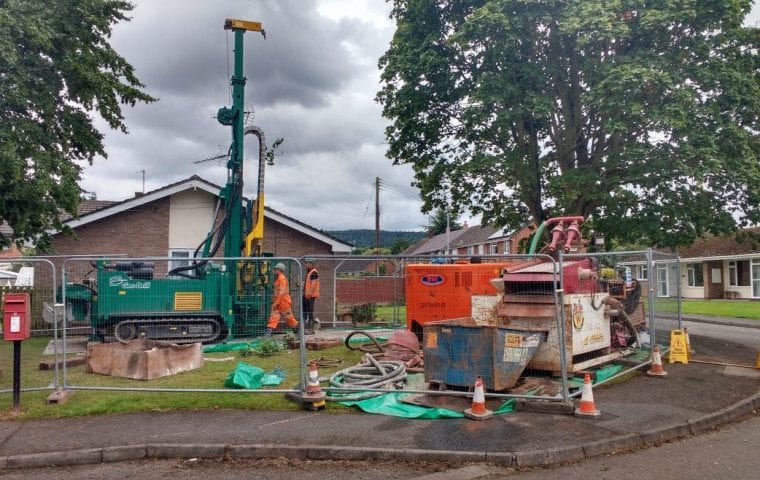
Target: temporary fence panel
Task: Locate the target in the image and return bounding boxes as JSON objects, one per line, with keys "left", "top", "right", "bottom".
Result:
{"left": 330, "top": 256, "right": 405, "bottom": 329}
{"left": 649, "top": 250, "right": 683, "bottom": 347}
{"left": 0, "top": 258, "right": 60, "bottom": 400}
{"left": 60, "top": 257, "right": 308, "bottom": 396}
{"left": 560, "top": 250, "right": 680, "bottom": 393}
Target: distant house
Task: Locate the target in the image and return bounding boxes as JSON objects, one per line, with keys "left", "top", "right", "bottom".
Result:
{"left": 405, "top": 223, "right": 535, "bottom": 258}
{"left": 674, "top": 228, "right": 760, "bottom": 300}
{"left": 0, "top": 270, "right": 17, "bottom": 286}
{"left": 621, "top": 228, "right": 760, "bottom": 300}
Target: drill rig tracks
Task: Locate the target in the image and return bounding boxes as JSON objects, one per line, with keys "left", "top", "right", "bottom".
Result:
{"left": 112, "top": 317, "right": 223, "bottom": 344}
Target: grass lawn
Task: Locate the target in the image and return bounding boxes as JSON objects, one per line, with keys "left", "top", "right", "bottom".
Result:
{"left": 0, "top": 336, "right": 364, "bottom": 420}
{"left": 653, "top": 298, "right": 760, "bottom": 321}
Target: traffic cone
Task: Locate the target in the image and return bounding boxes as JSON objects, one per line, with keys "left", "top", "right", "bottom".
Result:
{"left": 646, "top": 344, "right": 668, "bottom": 378}
{"left": 305, "top": 360, "right": 322, "bottom": 395}
{"left": 464, "top": 376, "right": 493, "bottom": 420}
{"left": 684, "top": 327, "right": 695, "bottom": 356}
{"left": 301, "top": 360, "right": 326, "bottom": 410}
{"left": 574, "top": 373, "right": 601, "bottom": 417}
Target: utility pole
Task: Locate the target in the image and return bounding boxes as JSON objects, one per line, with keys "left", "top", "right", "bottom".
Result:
{"left": 139, "top": 169, "right": 145, "bottom": 194}
{"left": 375, "top": 176, "right": 380, "bottom": 251}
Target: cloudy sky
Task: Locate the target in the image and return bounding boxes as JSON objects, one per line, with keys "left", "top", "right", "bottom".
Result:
{"left": 81, "top": 1, "right": 760, "bottom": 233}
{"left": 82, "top": 0, "right": 429, "bottom": 232}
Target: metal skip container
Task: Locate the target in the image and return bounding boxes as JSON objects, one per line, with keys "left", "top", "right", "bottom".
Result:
{"left": 423, "top": 318, "right": 546, "bottom": 391}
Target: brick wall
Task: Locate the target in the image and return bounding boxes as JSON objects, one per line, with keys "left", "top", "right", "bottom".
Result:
{"left": 508, "top": 225, "right": 535, "bottom": 254}
{"left": 335, "top": 276, "right": 404, "bottom": 305}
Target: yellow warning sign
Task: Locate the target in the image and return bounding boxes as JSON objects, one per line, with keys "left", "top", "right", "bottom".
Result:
{"left": 668, "top": 329, "right": 689, "bottom": 364}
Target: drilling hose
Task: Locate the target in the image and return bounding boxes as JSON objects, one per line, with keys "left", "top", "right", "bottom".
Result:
{"left": 325, "top": 353, "right": 407, "bottom": 402}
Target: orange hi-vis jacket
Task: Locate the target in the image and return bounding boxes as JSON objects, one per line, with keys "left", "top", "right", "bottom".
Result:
{"left": 304, "top": 267, "right": 320, "bottom": 299}
{"left": 272, "top": 271, "right": 292, "bottom": 310}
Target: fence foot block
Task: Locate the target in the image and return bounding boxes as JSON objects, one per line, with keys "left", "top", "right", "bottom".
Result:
{"left": 46, "top": 389, "right": 75, "bottom": 405}
{"left": 38, "top": 358, "right": 87, "bottom": 371}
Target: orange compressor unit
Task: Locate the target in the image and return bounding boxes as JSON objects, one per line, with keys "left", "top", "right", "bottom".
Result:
{"left": 405, "top": 262, "right": 512, "bottom": 339}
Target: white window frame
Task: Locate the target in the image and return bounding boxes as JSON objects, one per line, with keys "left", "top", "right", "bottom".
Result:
{"left": 467, "top": 246, "right": 474, "bottom": 255}
{"left": 657, "top": 265, "right": 669, "bottom": 297}
{"left": 490, "top": 243, "right": 498, "bottom": 255}
{"left": 169, "top": 249, "right": 194, "bottom": 271}
{"left": 636, "top": 264, "right": 648, "bottom": 280}
{"left": 687, "top": 263, "right": 704, "bottom": 287}
{"left": 752, "top": 259, "right": 760, "bottom": 298}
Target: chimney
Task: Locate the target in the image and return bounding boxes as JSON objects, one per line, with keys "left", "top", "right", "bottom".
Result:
{"left": 134, "top": 192, "right": 144, "bottom": 197}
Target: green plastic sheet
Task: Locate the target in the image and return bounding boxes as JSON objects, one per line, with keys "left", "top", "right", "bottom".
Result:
{"left": 339, "top": 392, "right": 515, "bottom": 419}
{"left": 594, "top": 364, "right": 625, "bottom": 383}
{"left": 224, "top": 362, "right": 285, "bottom": 389}
{"left": 204, "top": 342, "right": 257, "bottom": 353}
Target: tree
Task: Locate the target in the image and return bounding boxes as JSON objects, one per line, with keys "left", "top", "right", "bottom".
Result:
{"left": 390, "top": 237, "right": 413, "bottom": 254}
{"left": 0, "top": 0, "right": 155, "bottom": 250}
{"left": 426, "top": 207, "right": 462, "bottom": 236}
{"left": 378, "top": 1, "right": 760, "bottom": 248}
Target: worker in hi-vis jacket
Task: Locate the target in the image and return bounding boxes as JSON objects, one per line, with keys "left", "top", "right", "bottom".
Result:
{"left": 265, "top": 263, "right": 298, "bottom": 337}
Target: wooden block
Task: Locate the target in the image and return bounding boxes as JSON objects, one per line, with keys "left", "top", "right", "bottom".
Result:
{"left": 39, "top": 357, "right": 87, "bottom": 370}
{"left": 87, "top": 339, "right": 203, "bottom": 380}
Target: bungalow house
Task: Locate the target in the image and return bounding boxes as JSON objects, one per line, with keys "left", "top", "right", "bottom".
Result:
{"left": 46, "top": 175, "right": 350, "bottom": 260}
{"left": 674, "top": 228, "right": 760, "bottom": 300}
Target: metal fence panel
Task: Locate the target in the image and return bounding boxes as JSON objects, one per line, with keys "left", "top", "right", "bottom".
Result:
{"left": 60, "top": 256, "right": 307, "bottom": 394}
{"left": 0, "top": 258, "right": 59, "bottom": 397}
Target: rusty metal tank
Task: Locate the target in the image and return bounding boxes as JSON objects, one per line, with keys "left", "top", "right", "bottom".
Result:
{"left": 422, "top": 318, "right": 545, "bottom": 391}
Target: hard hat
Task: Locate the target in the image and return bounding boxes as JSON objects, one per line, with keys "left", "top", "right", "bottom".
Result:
{"left": 304, "top": 257, "right": 316, "bottom": 264}
{"left": 274, "top": 262, "right": 287, "bottom": 272}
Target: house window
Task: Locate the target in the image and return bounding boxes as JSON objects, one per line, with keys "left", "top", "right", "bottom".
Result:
{"left": 503, "top": 240, "right": 511, "bottom": 254}
{"left": 687, "top": 263, "right": 704, "bottom": 287}
{"left": 753, "top": 259, "right": 760, "bottom": 298}
{"left": 728, "top": 260, "right": 751, "bottom": 287}
{"left": 467, "top": 246, "right": 474, "bottom": 255}
{"left": 636, "top": 265, "right": 648, "bottom": 280}
{"left": 169, "top": 250, "right": 194, "bottom": 272}
{"left": 490, "top": 243, "right": 498, "bottom": 255}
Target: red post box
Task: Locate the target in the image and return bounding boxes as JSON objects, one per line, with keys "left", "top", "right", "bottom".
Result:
{"left": 3, "top": 293, "right": 31, "bottom": 341}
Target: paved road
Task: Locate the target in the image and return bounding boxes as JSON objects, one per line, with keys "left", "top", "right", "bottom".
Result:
{"left": 495, "top": 413, "right": 760, "bottom": 479}
{"left": 658, "top": 318, "right": 760, "bottom": 350}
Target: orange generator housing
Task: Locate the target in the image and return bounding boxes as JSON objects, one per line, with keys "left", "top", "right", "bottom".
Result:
{"left": 405, "top": 262, "right": 512, "bottom": 339}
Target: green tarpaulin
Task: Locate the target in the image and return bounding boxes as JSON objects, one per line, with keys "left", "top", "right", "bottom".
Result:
{"left": 224, "top": 362, "right": 285, "bottom": 389}
{"left": 338, "top": 392, "right": 515, "bottom": 419}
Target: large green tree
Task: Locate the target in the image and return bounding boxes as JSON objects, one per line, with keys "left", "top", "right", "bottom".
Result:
{"left": 427, "top": 207, "right": 462, "bottom": 236}
{"left": 378, "top": 0, "right": 760, "bottom": 248}
{"left": 0, "top": 0, "right": 155, "bottom": 250}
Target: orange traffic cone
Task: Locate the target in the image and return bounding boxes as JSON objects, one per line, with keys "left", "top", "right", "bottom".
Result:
{"left": 574, "top": 373, "right": 601, "bottom": 417}
{"left": 646, "top": 344, "right": 668, "bottom": 378}
{"left": 464, "top": 376, "right": 493, "bottom": 420}
{"left": 301, "top": 360, "right": 326, "bottom": 410}
{"left": 684, "top": 327, "right": 695, "bottom": 356}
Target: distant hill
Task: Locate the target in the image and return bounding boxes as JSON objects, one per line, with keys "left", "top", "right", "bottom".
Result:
{"left": 328, "top": 229, "right": 426, "bottom": 249}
